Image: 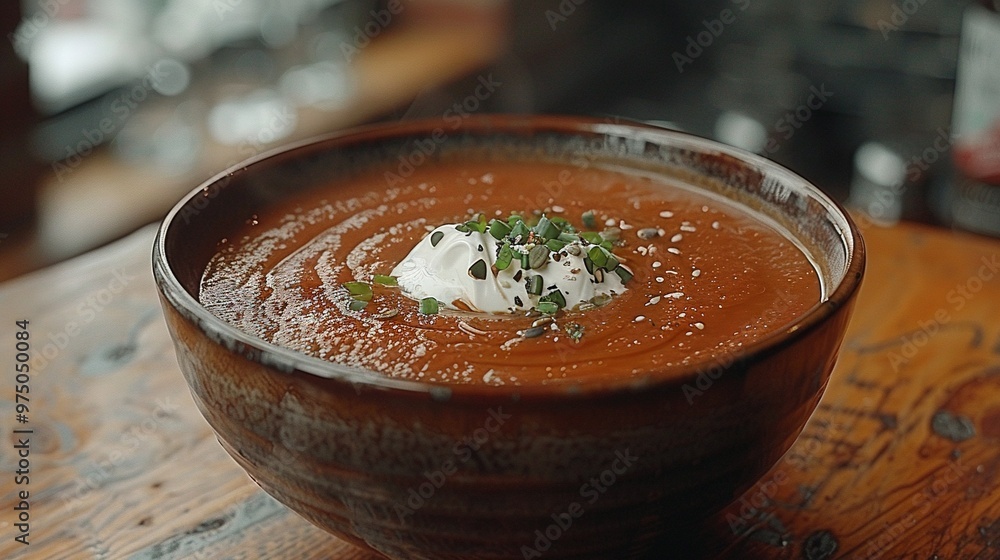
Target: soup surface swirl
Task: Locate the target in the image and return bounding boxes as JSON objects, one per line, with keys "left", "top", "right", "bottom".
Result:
{"left": 199, "top": 160, "right": 821, "bottom": 385}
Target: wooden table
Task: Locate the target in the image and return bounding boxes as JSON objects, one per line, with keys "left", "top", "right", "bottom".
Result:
{"left": 1, "top": 219, "right": 998, "bottom": 559}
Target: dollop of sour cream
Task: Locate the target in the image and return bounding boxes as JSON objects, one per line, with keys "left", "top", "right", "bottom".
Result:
{"left": 391, "top": 224, "right": 628, "bottom": 313}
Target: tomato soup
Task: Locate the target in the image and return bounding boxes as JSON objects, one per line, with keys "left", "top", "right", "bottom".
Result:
{"left": 199, "top": 160, "right": 821, "bottom": 386}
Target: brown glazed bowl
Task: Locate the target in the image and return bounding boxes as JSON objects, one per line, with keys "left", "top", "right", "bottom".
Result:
{"left": 153, "top": 115, "right": 864, "bottom": 559}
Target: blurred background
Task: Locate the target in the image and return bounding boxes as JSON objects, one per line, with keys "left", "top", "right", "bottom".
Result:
{"left": 2, "top": 0, "right": 999, "bottom": 281}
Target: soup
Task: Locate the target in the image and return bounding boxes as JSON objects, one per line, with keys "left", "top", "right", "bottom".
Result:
{"left": 199, "top": 160, "right": 821, "bottom": 386}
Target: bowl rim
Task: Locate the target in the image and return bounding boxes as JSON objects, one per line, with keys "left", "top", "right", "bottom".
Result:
{"left": 153, "top": 114, "right": 866, "bottom": 401}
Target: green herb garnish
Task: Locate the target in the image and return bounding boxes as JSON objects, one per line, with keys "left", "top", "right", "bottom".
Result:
{"left": 527, "top": 275, "right": 543, "bottom": 295}
{"left": 419, "top": 297, "right": 439, "bottom": 315}
{"left": 540, "top": 289, "right": 567, "bottom": 309}
{"left": 536, "top": 301, "right": 559, "bottom": 315}
{"left": 373, "top": 274, "right": 398, "bottom": 287}
{"left": 488, "top": 219, "right": 512, "bottom": 240}
{"left": 344, "top": 281, "right": 373, "bottom": 302}
{"left": 496, "top": 243, "right": 513, "bottom": 271}
{"left": 615, "top": 266, "right": 633, "bottom": 284}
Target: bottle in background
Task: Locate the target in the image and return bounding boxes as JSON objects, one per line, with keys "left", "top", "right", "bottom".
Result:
{"left": 949, "top": 2, "right": 1000, "bottom": 236}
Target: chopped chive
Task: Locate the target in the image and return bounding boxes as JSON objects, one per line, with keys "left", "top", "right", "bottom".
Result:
{"left": 520, "top": 251, "right": 531, "bottom": 270}
{"left": 603, "top": 250, "right": 620, "bottom": 271}
{"left": 496, "top": 243, "right": 513, "bottom": 270}
{"left": 533, "top": 216, "right": 561, "bottom": 240}
{"left": 373, "top": 274, "right": 398, "bottom": 286}
{"left": 588, "top": 246, "right": 606, "bottom": 266}
{"left": 527, "top": 275, "right": 543, "bottom": 295}
{"left": 600, "top": 240, "right": 614, "bottom": 252}
{"left": 580, "top": 231, "right": 603, "bottom": 245}
{"left": 510, "top": 221, "right": 530, "bottom": 241}
{"left": 587, "top": 246, "right": 618, "bottom": 271}
{"left": 536, "top": 301, "right": 559, "bottom": 315}
{"left": 582, "top": 210, "right": 597, "bottom": 229}
{"left": 545, "top": 238, "right": 568, "bottom": 252}
{"left": 455, "top": 224, "right": 470, "bottom": 233}
{"left": 558, "top": 231, "right": 578, "bottom": 243}
{"left": 431, "top": 231, "right": 444, "bottom": 247}
{"left": 419, "top": 297, "right": 439, "bottom": 315}
{"left": 348, "top": 299, "right": 368, "bottom": 311}
{"left": 615, "top": 266, "right": 634, "bottom": 283}
{"left": 464, "top": 218, "right": 486, "bottom": 233}
{"left": 540, "top": 289, "right": 567, "bottom": 309}
{"left": 528, "top": 244, "right": 550, "bottom": 269}
{"left": 488, "top": 219, "right": 512, "bottom": 240}
{"left": 344, "top": 281, "right": 373, "bottom": 301}
{"left": 508, "top": 214, "right": 524, "bottom": 227}
{"left": 584, "top": 256, "right": 594, "bottom": 274}
{"left": 469, "top": 259, "right": 488, "bottom": 280}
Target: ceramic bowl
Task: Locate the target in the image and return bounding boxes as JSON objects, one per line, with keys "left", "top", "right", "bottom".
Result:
{"left": 153, "top": 115, "right": 865, "bottom": 559}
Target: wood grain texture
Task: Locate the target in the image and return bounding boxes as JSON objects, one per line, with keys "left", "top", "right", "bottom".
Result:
{"left": 1, "top": 219, "right": 998, "bottom": 559}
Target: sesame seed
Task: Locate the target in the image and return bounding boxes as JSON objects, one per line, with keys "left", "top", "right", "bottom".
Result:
{"left": 656, "top": 277, "right": 664, "bottom": 283}
{"left": 635, "top": 315, "right": 646, "bottom": 322}
{"left": 652, "top": 261, "right": 662, "bottom": 268}
{"left": 694, "top": 322, "right": 705, "bottom": 330}
{"left": 659, "top": 210, "right": 674, "bottom": 218}
{"left": 692, "top": 269, "right": 702, "bottom": 278}
{"left": 680, "top": 225, "right": 696, "bottom": 232}
{"left": 647, "top": 296, "right": 661, "bottom": 306}
{"left": 671, "top": 233, "right": 683, "bottom": 243}
{"left": 667, "top": 247, "right": 681, "bottom": 255}
{"left": 712, "top": 221, "right": 721, "bottom": 230}
{"left": 606, "top": 218, "right": 616, "bottom": 226}
{"left": 551, "top": 205, "right": 564, "bottom": 212}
